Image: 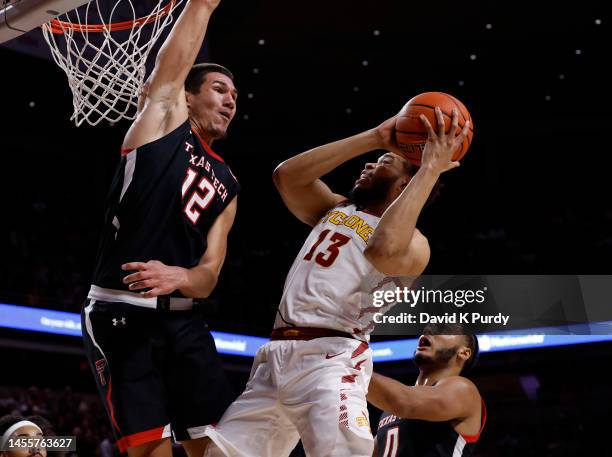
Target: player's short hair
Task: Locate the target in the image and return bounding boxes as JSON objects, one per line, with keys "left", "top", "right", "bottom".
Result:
{"left": 185, "top": 63, "right": 234, "bottom": 94}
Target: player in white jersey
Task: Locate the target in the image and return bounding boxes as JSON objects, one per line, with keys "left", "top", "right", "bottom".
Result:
{"left": 203, "top": 107, "right": 470, "bottom": 457}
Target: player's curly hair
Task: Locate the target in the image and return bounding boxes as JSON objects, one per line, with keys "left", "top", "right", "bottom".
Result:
{"left": 185, "top": 63, "right": 234, "bottom": 94}
{"left": 401, "top": 159, "right": 442, "bottom": 208}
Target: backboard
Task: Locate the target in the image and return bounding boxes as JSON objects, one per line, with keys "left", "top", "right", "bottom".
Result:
{"left": 0, "top": 0, "right": 90, "bottom": 43}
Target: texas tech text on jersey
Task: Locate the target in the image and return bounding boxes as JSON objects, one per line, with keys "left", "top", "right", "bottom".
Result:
{"left": 91, "top": 120, "right": 240, "bottom": 296}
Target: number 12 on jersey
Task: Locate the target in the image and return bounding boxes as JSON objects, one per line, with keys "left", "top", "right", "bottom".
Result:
{"left": 303, "top": 229, "right": 350, "bottom": 267}
{"left": 182, "top": 168, "right": 215, "bottom": 224}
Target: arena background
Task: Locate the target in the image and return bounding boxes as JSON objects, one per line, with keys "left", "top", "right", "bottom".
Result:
{"left": 1, "top": 0, "right": 611, "bottom": 455}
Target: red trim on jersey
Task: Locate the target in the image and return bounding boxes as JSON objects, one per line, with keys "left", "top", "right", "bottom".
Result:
{"left": 106, "top": 377, "right": 121, "bottom": 433}
{"left": 121, "top": 147, "right": 134, "bottom": 156}
{"left": 191, "top": 128, "right": 225, "bottom": 163}
{"left": 461, "top": 399, "right": 487, "bottom": 443}
{"left": 116, "top": 426, "right": 167, "bottom": 453}
{"left": 351, "top": 341, "right": 369, "bottom": 358}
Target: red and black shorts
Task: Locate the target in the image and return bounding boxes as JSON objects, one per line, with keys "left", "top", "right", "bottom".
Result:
{"left": 81, "top": 299, "right": 235, "bottom": 453}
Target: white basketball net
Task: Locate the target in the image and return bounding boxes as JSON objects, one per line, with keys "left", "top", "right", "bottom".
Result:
{"left": 42, "top": 0, "right": 184, "bottom": 126}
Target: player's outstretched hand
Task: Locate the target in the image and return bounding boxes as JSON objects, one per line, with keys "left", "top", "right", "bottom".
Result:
{"left": 419, "top": 107, "right": 470, "bottom": 175}
{"left": 121, "top": 260, "right": 188, "bottom": 298}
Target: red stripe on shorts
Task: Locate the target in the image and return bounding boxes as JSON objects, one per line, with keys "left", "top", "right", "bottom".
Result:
{"left": 106, "top": 377, "right": 121, "bottom": 433}
{"left": 116, "top": 426, "right": 167, "bottom": 453}
{"left": 354, "top": 360, "right": 366, "bottom": 371}
{"left": 351, "top": 342, "right": 369, "bottom": 358}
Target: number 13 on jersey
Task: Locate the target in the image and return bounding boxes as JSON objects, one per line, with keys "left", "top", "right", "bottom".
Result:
{"left": 303, "top": 229, "right": 350, "bottom": 267}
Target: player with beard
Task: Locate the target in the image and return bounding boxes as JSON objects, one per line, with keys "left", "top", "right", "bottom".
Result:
{"left": 202, "top": 107, "right": 470, "bottom": 457}
{"left": 368, "top": 324, "right": 485, "bottom": 457}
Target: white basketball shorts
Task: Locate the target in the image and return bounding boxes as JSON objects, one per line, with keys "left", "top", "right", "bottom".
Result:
{"left": 203, "top": 337, "right": 373, "bottom": 457}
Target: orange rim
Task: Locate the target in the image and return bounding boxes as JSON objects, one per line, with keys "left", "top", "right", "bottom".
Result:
{"left": 48, "top": 0, "right": 175, "bottom": 34}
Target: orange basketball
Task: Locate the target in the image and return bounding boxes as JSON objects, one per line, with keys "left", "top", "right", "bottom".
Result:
{"left": 395, "top": 92, "right": 474, "bottom": 166}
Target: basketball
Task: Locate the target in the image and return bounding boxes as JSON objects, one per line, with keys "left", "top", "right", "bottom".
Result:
{"left": 395, "top": 92, "right": 474, "bottom": 166}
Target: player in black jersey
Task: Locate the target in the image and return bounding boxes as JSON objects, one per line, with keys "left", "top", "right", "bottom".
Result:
{"left": 369, "top": 325, "right": 486, "bottom": 457}
{"left": 81, "top": 1, "right": 240, "bottom": 456}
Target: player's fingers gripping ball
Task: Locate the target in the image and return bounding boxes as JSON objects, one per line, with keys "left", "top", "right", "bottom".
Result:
{"left": 395, "top": 92, "right": 474, "bottom": 166}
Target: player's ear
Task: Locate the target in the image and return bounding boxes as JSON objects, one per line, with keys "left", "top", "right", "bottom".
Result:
{"left": 458, "top": 346, "right": 472, "bottom": 364}
{"left": 185, "top": 91, "right": 193, "bottom": 110}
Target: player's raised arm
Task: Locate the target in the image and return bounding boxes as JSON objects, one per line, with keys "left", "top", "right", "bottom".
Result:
{"left": 367, "top": 373, "right": 480, "bottom": 422}
{"left": 364, "top": 107, "right": 469, "bottom": 276}
{"left": 273, "top": 122, "right": 396, "bottom": 226}
{"left": 123, "top": 0, "right": 221, "bottom": 150}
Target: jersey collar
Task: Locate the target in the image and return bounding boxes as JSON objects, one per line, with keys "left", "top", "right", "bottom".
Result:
{"left": 191, "top": 127, "right": 225, "bottom": 163}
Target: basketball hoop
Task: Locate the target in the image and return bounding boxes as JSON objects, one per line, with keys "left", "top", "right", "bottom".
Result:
{"left": 42, "top": 0, "right": 184, "bottom": 126}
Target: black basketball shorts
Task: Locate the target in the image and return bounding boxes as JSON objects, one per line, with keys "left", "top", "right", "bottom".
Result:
{"left": 81, "top": 299, "right": 235, "bottom": 453}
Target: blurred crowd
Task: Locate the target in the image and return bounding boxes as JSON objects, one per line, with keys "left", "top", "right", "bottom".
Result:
{"left": 0, "top": 385, "right": 117, "bottom": 457}
{"left": 1, "top": 369, "right": 610, "bottom": 456}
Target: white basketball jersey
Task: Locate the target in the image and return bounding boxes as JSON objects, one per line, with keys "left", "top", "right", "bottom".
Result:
{"left": 274, "top": 202, "right": 407, "bottom": 340}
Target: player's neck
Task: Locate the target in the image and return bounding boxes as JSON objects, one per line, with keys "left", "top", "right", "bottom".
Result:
{"left": 362, "top": 203, "right": 386, "bottom": 217}
{"left": 363, "top": 194, "right": 396, "bottom": 217}
{"left": 189, "top": 119, "right": 215, "bottom": 146}
{"left": 415, "top": 366, "right": 459, "bottom": 386}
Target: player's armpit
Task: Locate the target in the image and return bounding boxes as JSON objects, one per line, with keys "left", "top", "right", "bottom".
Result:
{"left": 364, "top": 229, "right": 430, "bottom": 276}
{"left": 123, "top": 91, "right": 188, "bottom": 152}
{"left": 272, "top": 170, "right": 346, "bottom": 226}
{"left": 180, "top": 196, "right": 238, "bottom": 298}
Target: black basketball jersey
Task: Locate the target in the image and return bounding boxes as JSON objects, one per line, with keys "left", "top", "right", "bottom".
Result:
{"left": 91, "top": 120, "right": 240, "bottom": 295}
{"left": 375, "top": 400, "right": 486, "bottom": 457}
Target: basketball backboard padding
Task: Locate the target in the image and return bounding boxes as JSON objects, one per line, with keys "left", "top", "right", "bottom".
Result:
{"left": 0, "top": 0, "right": 89, "bottom": 44}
